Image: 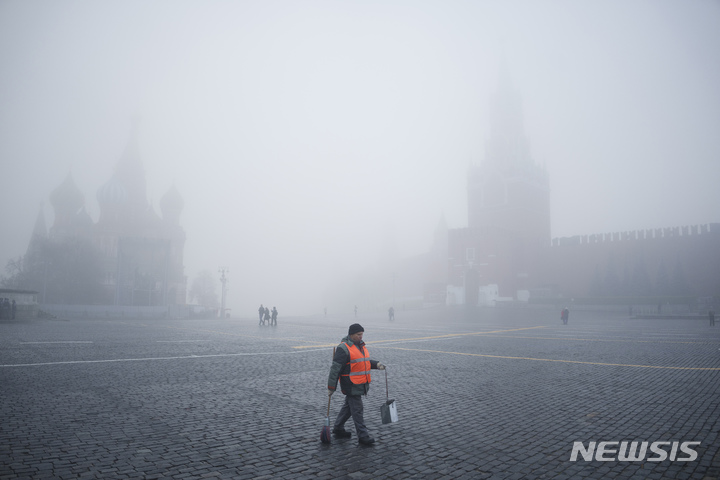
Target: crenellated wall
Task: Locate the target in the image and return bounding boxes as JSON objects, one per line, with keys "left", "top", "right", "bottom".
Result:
{"left": 551, "top": 223, "right": 719, "bottom": 247}
{"left": 540, "top": 223, "right": 720, "bottom": 299}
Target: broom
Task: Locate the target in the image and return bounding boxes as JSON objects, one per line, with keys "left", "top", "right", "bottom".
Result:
{"left": 320, "top": 394, "right": 332, "bottom": 444}
{"left": 320, "top": 347, "right": 335, "bottom": 444}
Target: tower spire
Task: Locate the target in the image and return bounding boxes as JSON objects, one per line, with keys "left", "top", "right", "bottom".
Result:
{"left": 114, "top": 117, "right": 148, "bottom": 216}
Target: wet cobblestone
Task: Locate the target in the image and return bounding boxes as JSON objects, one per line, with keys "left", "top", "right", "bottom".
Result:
{"left": 1, "top": 308, "right": 719, "bottom": 479}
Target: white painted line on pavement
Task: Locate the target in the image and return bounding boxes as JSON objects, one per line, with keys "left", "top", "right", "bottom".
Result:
{"left": 0, "top": 348, "right": 327, "bottom": 368}
{"left": 20, "top": 341, "right": 93, "bottom": 344}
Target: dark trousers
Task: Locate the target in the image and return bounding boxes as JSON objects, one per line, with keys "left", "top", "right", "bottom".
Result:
{"left": 334, "top": 394, "right": 370, "bottom": 439}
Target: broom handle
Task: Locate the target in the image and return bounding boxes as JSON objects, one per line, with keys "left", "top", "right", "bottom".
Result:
{"left": 327, "top": 346, "right": 335, "bottom": 416}
{"left": 385, "top": 368, "right": 389, "bottom": 400}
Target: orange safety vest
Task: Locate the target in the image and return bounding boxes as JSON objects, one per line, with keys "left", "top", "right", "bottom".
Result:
{"left": 341, "top": 342, "right": 371, "bottom": 385}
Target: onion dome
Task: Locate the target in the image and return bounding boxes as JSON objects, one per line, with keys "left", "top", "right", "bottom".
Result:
{"left": 96, "top": 175, "right": 128, "bottom": 207}
{"left": 160, "top": 184, "right": 184, "bottom": 222}
{"left": 49, "top": 173, "right": 84, "bottom": 212}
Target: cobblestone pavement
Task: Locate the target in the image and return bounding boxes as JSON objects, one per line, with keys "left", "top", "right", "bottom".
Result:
{"left": 1, "top": 307, "right": 719, "bottom": 479}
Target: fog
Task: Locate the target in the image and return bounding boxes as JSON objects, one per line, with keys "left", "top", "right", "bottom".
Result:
{"left": 1, "top": 1, "right": 719, "bottom": 316}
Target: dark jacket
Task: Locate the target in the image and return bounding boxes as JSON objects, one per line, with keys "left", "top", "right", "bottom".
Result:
{"left": 327, "top": 335, "right": 379, "bottom": 396}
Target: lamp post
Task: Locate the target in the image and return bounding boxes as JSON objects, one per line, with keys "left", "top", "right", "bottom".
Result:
{"left": 219, "top": 267, "right": 229, "bottom": 318}
{"left": 392, "top": 272, "right": 396, "bottom": 308}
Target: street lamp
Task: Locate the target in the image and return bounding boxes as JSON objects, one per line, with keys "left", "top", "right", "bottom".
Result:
{"left": 218, "top": 267, "right": 229, "bottom": 318}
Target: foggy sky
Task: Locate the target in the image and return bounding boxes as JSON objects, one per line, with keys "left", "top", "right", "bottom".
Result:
{"left": 1, "top": 0, "right": 719, "bottom": 315}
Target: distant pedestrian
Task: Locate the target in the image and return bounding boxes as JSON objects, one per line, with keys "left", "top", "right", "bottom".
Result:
{"left": 561, "top": 307, "right": 569, "bottom": 325}
{"left": 271, "top": 307, "right": 278, "bottom": 326}
{"left": 710, "top": 310, "right": 716, "bottom": 327}
{"left": 388, "top": 306, "right": 394, "bottom": 321}
{"left": 11, "top": 299, "right": 16, "bottom": 320}
{"left": 354, "top": 305, "right": 358, "bottom": 318}
{"left": 258, "top": 304, "right": 265, "bottom": 325}
{"left": 264, "top": 307, "right": 270, "bottom": 325}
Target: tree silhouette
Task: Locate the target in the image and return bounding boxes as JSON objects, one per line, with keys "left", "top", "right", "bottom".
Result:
{"left": 189, "top": 270, "right": 219, "bottom": 307}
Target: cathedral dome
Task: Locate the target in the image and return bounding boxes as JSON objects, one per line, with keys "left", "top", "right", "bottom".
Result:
{"left": 96, "top": 176, "right": 128, "bottom": 207}
{"left": 49, "top": 173, "right": 84, "bottom": 211}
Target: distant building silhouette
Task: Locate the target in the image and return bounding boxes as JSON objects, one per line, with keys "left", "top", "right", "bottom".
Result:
{"left": 324, "top": 64, "right": 719, "bottom": 311}
{"left": 25, "top": 122, "right": 187, "bottom": 307}
{"left": 442, "top": 64, "right": 719, "bottom": 306}
{"left": 447, "top": 62, "right": 549, "bottom": 305}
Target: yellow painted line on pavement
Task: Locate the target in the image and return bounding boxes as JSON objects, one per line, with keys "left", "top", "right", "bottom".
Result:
{"left": 377, "top": 346, "right": 720, "bottom": 370}
{"left": 292, "top": 326, "right": 548, "bottom": 349}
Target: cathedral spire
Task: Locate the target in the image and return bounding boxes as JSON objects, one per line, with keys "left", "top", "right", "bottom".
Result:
{"left": 32, "top": 202, "right": 47, "bottom": 239}
{"left": 114, "top": 118, "right": 148, "bottom": 215}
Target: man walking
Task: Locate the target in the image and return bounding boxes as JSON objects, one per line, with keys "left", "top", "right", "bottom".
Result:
{"left": 327, "top": 323, "right": 385, "bottom": 445}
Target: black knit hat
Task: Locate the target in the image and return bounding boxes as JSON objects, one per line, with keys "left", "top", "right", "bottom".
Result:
{"left": 348, "top": 323, "right": 364, "bottom": 335}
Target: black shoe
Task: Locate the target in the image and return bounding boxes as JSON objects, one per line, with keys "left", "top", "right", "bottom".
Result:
{"left": 358, "top": 436, "right": 375, "bottom": 445}
{"left": 332, "top": 428, "right": 352, "bottom": 438}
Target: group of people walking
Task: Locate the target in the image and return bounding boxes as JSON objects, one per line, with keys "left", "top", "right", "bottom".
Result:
{"left": 561, "top": 307, "right": 569, "bottom": 325}
{"left": 258, "top": 304, "right": 278, "bottom": 326}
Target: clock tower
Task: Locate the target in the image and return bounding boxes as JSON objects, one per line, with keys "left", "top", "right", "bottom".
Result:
{"left": 462, "top": 63, "right": 550, "bottom": 300}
